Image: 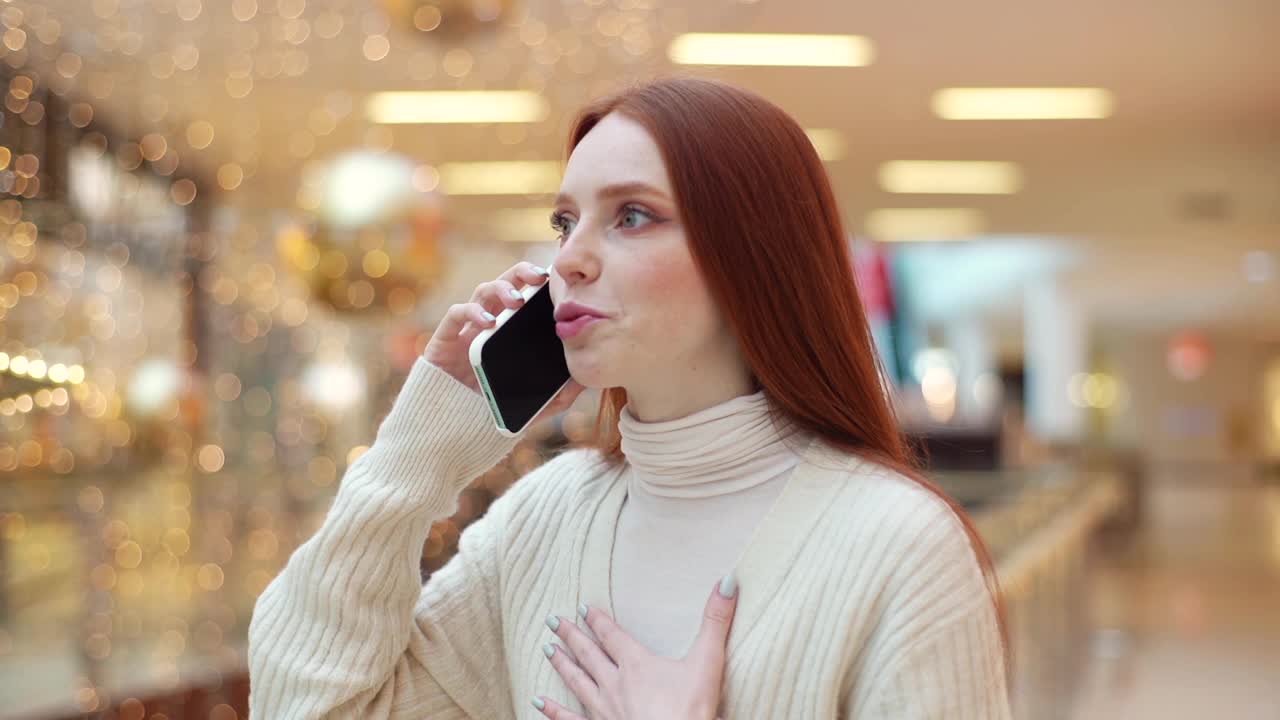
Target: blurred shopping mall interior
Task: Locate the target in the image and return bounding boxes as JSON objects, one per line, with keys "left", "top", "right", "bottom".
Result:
{"left": 0, "top": 0, "right": 1277, "bottom": 718}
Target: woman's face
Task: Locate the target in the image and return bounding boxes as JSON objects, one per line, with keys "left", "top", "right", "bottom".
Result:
{"left": 548, "top": 112, "right": 749, "bottom": 420}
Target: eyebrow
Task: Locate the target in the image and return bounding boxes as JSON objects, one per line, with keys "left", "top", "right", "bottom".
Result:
{"left": 553, "top": 181, "right": 669, "bottom": 208}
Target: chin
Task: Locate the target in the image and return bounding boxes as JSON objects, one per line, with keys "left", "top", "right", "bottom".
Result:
{"left": 563, "top": 347, "right": 615, "bottom": 390}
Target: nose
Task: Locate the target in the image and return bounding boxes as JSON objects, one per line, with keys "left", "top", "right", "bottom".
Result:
{"left": 552, "top": 225, "right": 601, "bottom": 286}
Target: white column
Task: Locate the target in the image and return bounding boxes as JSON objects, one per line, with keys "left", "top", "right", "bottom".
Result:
{"left": 1024, "top": 278, "right": 1087, "bottom": 441}
{"left": 945, "top": 317, "right": 997, "bottom": 423}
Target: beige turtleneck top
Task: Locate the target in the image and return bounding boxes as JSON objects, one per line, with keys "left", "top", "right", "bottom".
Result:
{"left": 249, "top": 358, "right": 1012, "bottom": 719}
{"left": 613, "top": 391, "right": 810, "bottom": 658}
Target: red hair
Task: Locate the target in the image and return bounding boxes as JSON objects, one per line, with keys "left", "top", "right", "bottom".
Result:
{"left": 566, "top": 76, "right": 1008, "bottom": 662}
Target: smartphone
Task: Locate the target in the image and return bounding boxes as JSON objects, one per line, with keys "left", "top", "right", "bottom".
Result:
{"left": 468, "top": 279, "right": 572, "bottom": 437}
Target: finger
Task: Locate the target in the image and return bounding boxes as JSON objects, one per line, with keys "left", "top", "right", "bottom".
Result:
{"left": 437, "top": 303, "right": 496, "bottom": 339}
{"left": 552, "top": 610, "right": 619, "bottom": 682}
{"left": 579, "top": 603, "right": 646, "bottom": 669}
{"left": 531, "top": 695, "right": 586, "bottom": 720}
{"left": 470, "top": 279, "right": 527, "bottom": 315}
{"left": 543, "top": 643, "right": 600, "bottom": 716}
{"left": 499, "top": 261, "right": 552, "bottom": 290}
{"left": 688, "top": 572, "right": 739, "bottom": 666}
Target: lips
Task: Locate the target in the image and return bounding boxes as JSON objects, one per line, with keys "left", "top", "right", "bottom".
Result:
{"left": 553, "top": 301, "right": 608, "bottom": 323}
{"left": 554, "top": 301, "right": 609, "bottom": 340}
{"left": 555, "top": 315, "right": 603, "bottom": 340}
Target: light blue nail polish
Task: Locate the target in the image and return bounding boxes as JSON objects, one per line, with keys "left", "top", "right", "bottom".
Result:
{"left": 719, "top": 571, "right": 739, "bottom": 598}
{"left": 533, "top": 265, "right": 549, "bottom": 276}
{"left": 577, "top": 602, "right": 589, "bottom": 620}
{"left": 482, "top": 311, "right": 496, "bottom": 322}
{"left": 532, "top": 696, "right": 546, "bottom": 711}
{"left": 543, "top": 642, "right": 555, "bottom": 659}
{"left": 509, "top": 288, "right": 522, "bottom": 299}
{"left": 545, "top": 614, "right": 559, "bottom": 632}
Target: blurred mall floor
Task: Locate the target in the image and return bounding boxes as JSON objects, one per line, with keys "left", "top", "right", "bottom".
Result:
{"left": 1069, "top": 469, "right": 1280, "bottom": 719}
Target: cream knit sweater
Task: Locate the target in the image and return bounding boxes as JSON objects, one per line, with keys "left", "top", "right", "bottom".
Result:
{"left": 248, "top": 358, "right": 1011, "bottom": 719}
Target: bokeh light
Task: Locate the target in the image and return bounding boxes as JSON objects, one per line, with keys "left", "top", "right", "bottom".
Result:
{"left": 0, "top": 2, "right": 1274, "bottom": 719}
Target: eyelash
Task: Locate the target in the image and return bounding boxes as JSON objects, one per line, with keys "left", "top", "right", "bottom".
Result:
{"left": 550, "top": 204, "right": 660, "bottom": 242}
{"left": 549, "top": 211, "right": 571, "bottom": 238}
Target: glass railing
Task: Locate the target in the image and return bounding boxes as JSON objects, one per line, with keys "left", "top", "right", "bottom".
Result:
{"left": 936, "top": 467, "right": 1124, "bottom": 718}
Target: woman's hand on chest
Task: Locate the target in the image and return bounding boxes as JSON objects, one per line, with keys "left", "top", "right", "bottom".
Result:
{"left": 533, "top": 573, "right": 739, "bottom": 720}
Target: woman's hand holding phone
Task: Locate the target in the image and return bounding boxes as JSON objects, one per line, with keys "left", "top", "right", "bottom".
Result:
{"left": 424, "top": 261, "right": 586, "bottom": 425}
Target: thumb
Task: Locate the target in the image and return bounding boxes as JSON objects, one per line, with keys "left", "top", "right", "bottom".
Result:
{"left": 689, "top": 571, "right": 739, "bottom": 665}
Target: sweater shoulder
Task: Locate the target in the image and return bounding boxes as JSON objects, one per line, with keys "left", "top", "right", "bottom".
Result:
{"left": 812, "top": 451, "right": 995, "bottom": 630}
{"left": 510, "top": 445, "right": 615, "bottom": 499}
{"left": 816, "top": 449, "right": 982, "bottom": 573}
{"left": 845, "top": 459, "right": 955, "bottom": 524}
{"left": 486, "top": 445, "right": 619, "bottom": 529}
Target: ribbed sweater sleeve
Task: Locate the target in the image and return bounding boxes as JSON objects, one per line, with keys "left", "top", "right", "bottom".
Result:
{"left": 247, "top": 357, "right": 522, "bottom": 719}
{"left": 847, "top": 490, "right": 1012, "bottom": 719}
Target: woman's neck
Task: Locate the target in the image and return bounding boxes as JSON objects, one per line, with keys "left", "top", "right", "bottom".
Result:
{"left": 618, "top": 388, "right": 807, "bottom": 499}
{"left": 622, "top": 358, "right": 756, "bottom": 422}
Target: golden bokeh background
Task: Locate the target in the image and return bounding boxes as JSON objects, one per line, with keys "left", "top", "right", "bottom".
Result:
{"left": 1, "top": 0, "right": 1277, "bottom": 718}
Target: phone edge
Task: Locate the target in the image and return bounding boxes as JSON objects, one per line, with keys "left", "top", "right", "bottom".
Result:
{"left": 471, "top": 359, "right": 517, "bottom": 437}
{"left": 467, "top": 281, "right": 570, "bottom": 438}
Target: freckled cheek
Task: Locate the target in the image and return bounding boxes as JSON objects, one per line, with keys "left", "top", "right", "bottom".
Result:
{"left": 627, "top": 255, "right": 718, "bottom": 341}
{"left": 637, "top": 259, "right": 685, "bottom": 296}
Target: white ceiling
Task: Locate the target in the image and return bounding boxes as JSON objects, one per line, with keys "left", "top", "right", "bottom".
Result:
{"left": 18, "top": 0, "right": 1280, "bottom": 337}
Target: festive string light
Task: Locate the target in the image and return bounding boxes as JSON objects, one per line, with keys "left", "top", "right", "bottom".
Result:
{"left": 0, "top": 1, "right": 755, "bottom": 715}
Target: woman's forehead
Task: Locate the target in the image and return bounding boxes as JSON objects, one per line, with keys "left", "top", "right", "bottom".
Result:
{"left": 563, "top": 114, "right": 670, "bottom": 197}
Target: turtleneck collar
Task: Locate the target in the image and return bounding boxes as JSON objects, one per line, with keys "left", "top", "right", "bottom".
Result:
{"left": 618, "top": 391, "right": 808, "bottom": 499}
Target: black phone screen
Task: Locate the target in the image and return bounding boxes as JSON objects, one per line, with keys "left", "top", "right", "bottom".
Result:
{"left": 478, "top": 282, "right": 571, "bottom": 431}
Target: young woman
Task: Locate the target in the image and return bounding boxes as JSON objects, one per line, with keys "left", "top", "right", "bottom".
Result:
{"left": 249, "top": 77, "right": 1011, "bottom": 719}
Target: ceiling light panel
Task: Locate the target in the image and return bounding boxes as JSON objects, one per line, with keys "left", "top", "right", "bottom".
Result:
{"left": 879, "top": 161, "right": 1024, "bottom": 194}
{"left": 932, "top": 88, "right": 1114, "bottom": 120}
{"left": 366, "top": 91, "right": 548, "bottom": 124}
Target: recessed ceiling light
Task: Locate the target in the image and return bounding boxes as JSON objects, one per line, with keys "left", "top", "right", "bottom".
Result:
{"left": 438, "top": 161, "right": 561, "bottom": 195}
{"left": 804, "top": 129, "right": 846, "bottom": 161}
{"left": 365, "top": 91, "right": 549, "bottom": 124}
{"left": 668, "top": 33, "right": 874, "bottom": 67}
{"left": 865, "top": 208, "right": 985, "bottom": 242}
{"left": 932, "top": 88, "right": 1114, "bottom": 120}
{"left": 879, "top": 161, "right": 1024, "bottom": 194}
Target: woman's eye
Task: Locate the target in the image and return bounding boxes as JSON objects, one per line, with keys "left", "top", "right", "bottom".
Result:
{"left": 619, "top": 206, "right": 655, "bottom": 229}
{"left": 550, "top": 213, "right": 576, "bottom": 239}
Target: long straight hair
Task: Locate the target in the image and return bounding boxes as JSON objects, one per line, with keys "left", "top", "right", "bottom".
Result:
{"left": 565, "top": 76, "right": 1008, "bottom": 660}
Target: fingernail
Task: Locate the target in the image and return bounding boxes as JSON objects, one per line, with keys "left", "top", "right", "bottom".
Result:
{"left": 509, "top": 288, "right": 522, "bottom": 299}
{"left": 533, "top": 265, "right": 549, "bottom": 276}
{"left": 545, "top": 614, "right": 560, "bottom": 632}
{"left": 718, "top": 571, "right": 738, "bottom": 598}
{"left": 577, "top": 602, "right": 589, "bottom": 620}
{"left": 532, "top": 696, "right": 546, "bottom": 711}
{"left": 482, "top": 311, "right": 496, "bottom": 322}
{"left": 542, "top": 642, "right": 556, "bottom": 659}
